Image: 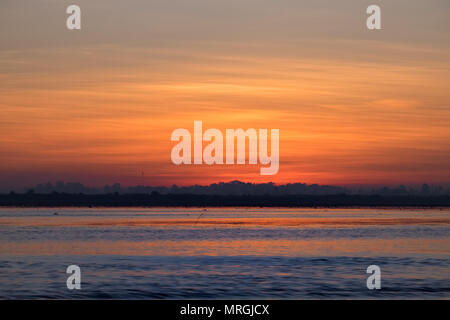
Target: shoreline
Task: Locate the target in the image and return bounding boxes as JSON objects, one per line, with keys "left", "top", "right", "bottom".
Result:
{"left": 1, "top": 193, "right": 449, "bottom": 208}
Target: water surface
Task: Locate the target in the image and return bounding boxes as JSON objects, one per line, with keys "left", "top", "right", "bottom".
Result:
{"left": 0, "top": 207, "right": 449, "bottom": 299}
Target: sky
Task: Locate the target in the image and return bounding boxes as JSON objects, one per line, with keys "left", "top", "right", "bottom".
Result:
{"left": 0, "top": 0, "right": 449, "bottom": 191}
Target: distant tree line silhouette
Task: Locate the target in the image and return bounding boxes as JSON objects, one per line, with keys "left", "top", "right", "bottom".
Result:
{"left": 1, "top": 193, "right": 449, "bottom": 207}
{"left": 11, "top": 180, "right": 450, "bottom": 197}
{"left": 1, "top": 181, "right": 449, "bottom": 207}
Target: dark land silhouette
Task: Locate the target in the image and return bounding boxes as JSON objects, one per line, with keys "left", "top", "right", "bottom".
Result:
{"left": 1, "top": 180, "right": 449, "bottom": 207}
{"left": 12, "top": 180, "right": 450, "bottom": 196}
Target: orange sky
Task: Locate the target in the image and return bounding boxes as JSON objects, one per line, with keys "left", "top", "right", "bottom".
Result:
{"left": 1, "top": 1, "right": 449, "bottom": 190}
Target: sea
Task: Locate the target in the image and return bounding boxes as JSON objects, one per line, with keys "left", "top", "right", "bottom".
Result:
{"left": 0, "top": 207, "right": 449, "bottom": 299}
